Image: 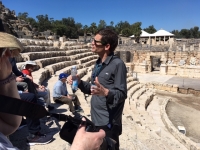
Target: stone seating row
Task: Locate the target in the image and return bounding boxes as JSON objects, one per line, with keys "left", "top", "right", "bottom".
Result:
{"left": 37, "top": 52, "right": 96, "bottom": 69}
{"left": 19, "top": 39, "right": 87, "bottom": 47}
{"left": 31, "top": 54, "right": 97, "bottom": 85}
{"left": 16, "top": 48, "right": 90, "bottom": 62}
{"left": 126, "top": 81, "right": 189, "bottom": 149}
{"left": 121, "top": 82, "right": 187, "bottom": 149}
{"left": 21, "top": 46, "right": 60, "bottom": 53}
{"left": 16, "top": 51, "right": 94, "bottom": 70}
{"left": 16, "top": 49, "right": 92, "bottom": 64}
{"left": 21, "top": 45, "right": 89, "bottom": 53}
{"left": 19, "top": 39, "right": 54, "bottom": 46}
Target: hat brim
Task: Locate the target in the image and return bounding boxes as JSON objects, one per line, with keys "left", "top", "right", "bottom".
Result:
{"left": 0, "top": 32, "right": 23, "bottom": 56}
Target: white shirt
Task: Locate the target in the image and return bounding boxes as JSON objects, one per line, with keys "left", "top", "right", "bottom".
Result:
{"left": 0, "top": 132, "right": 19, "bottom": 150}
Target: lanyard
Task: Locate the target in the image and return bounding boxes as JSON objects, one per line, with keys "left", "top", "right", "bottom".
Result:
{"left": 92, "top": 63, "right": 103, "bottom": 84}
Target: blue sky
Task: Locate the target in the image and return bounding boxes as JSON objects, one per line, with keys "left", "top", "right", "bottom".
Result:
{"left": 2, "top": 0, "right": 200, "bottom": 32}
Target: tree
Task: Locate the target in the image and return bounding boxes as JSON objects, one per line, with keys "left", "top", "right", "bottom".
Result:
{"left": 143, "top": 25, "right": 157, "bottom": 34}
{"left": 115, "top": 21, "right": 130, "bottom": 35}
{"left": 36, "top": 14, "right": 52, "bottom": 32}
{"left": 88, "top": 22, "right": 97, "bottom": 35}
{"left": 18, "top": 12, "right": 28, "bottom": 21}
{"left": 121, "top": 28, "right": 132, "bottom": 37}
{"left": 110, "top": 21, "right": 114, "bottom": 27}
{"left": 180, "top": 29, "right": 190, "bottom": 38}
{"left": 83, "top": 25, "right": 88, "bottom": 43}
{"left": 190, "top": 26, "right": 199, "bottom": 38}
{"left": 172, "top": 30, "right": 181, "bottom": 38}
{"left": 75, "top": 22, "right": 83, "bottom": 36}
{"left": 130, "top": 22, "right": 142, "bottom": 43}
{"left": 18, "top": 12, "right": 38, "bottom": 28}
{"left": 98, "top": 20, "right": 107, "bottom": 30}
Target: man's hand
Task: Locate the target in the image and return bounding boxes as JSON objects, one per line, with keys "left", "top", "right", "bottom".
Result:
{"left": 67, "top": 95, "right": 73, "bottom": 99}
{"left": 92, "top": 77, "right": 109, "bottom": 96}
{"left": 70, "top": 117, "right": 105, "bottom": 150}
{"left": 38, "top": 85, "right": 45, "bottom": 92}
{"left": 16, "top": 76, "right": 24, "bottom": 82}
{"left": 67, "top": 75, "right": 81, "bottom": 85}
{"left": 26, "top": 75, "right": 33, "bottom": 81}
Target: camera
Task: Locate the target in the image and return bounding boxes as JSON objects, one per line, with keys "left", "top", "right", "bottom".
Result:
{"left": 59, "top": 115, "right": 116, "bottom": 150}
{"left": 0, "top": 94, "right": 116, "bottom": 150}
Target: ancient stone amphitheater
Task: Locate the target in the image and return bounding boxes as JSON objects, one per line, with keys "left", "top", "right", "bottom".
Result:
{"left": 6, "top": 38, "right": 199, "bottom": 150}
{"left": 1, "top": 1, "right": 200, "bottom": 150}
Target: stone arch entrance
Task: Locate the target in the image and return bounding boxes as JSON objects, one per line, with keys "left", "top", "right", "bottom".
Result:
{"left": 150, "top": 56, "right": 161, "bottom": 71}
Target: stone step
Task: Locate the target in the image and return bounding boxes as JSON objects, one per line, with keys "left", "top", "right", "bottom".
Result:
{"left": 127, "top": 76, "right": 136, "bottom": 83}
{"left": 136, "top": 90, "right": 155, "bottom": 111}
{"left": 21, "top": 51, "right": 67, "bottom": 61}
{"left": 127, "top": 84, "right": 143, "bottom": 100}
{"left": 69, "top": 52, "right": 95, "bottom": 61}
{"left": 21, "top": 46, "right": 60, "bottom": 53}
{"left": 45, "top": 61, "right": 78, "bottom": 75}
{"left": 76, "top": 55, "right": 98, "bottom": 64}
{"left": 132, "top": 87, "right": 146, "bottom": 100}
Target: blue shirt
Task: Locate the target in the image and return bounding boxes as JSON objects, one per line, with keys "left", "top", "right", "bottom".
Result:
{"left": 53, "top": 80, "right": 68, "bottom": 97}
{"left": 9, "top": 58, "right": 25, "bottom": 77}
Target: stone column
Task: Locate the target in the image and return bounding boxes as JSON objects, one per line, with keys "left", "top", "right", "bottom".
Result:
{"left": 183, "top": 44, "right": 185, "bottom": 51}
{"left": 199, "top": 43, "right": 200, "bottom": 51}
{"left": 160, "top": 64, "right": 168, "bottom": 75}
{"left": 140, "top": 62, "right": 148, "bottom": 73}
{"left": 164, "top": 36, "right": 165, "bottom": 44}
{"left": 159, "top": 37, "right": 161, "bottom": 45}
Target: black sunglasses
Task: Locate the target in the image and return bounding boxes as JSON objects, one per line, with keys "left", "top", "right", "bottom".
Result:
{"left": 91, "top": 38, "right": 106, "bottom": 45}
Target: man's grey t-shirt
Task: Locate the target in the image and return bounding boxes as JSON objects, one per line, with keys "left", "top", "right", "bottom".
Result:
{"left": 0, "top": 132, "right": 19, "bottom": 150}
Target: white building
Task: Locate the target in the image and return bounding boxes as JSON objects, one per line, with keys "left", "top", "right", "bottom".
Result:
{"left": 130, "top": 29, "right": 175, "bottom": 45}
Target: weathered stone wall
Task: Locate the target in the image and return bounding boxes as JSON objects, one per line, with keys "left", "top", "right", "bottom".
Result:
{"left": 129, "top": 50, "right": 200, "bottom": 78}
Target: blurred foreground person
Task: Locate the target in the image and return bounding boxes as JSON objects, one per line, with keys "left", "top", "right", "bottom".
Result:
{"left": 0, "top": 30, "right": 105, "bottom": 150}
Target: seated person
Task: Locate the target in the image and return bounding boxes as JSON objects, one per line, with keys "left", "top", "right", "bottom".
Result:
{"left": 9, "top": 57, "right": 31, "bottom": 91}
{"left": 53, "top": 73, "right": 82, "bottom": 114}
{"left": 0, "top": 32, "right": 52, "bottom": 147}
{"left": 21, "top": 60, "right": 54, "bottom": 110}
{"left": 18, "top": 91, "right": 53, "bottom": 145}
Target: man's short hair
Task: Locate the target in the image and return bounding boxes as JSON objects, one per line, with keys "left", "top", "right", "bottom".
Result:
{"left": 95, "top": 28, "right": 118, "bottom": 52}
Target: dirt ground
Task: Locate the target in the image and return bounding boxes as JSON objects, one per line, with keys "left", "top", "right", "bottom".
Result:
{"left": 156, "top": 90, "right": 200, "bottom": 143}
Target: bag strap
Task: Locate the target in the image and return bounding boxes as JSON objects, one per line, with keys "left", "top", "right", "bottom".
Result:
{"left": 0, "top": 94, "right": 48, "bottom": 119}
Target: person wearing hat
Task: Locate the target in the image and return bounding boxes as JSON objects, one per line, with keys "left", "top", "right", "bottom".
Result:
{"left": 21, "top": 60, "right": 54, "bottom": 111}
{"left": 0, "top": 21, "right": 105, "bottom": 150}
{"left": 0, "top": 31, "right": 53, "bottom": 148}
{"left": 53, "top": 73, "right": 83, "bottom": 115}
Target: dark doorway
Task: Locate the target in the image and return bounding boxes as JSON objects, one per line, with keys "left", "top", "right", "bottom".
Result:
{"left": 151, "top": 56, "right": 161, "bottom": 71}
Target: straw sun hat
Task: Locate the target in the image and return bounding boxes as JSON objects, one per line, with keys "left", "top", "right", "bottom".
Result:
{"left": 0, "top": 32, "right": 23, "bottom": 56}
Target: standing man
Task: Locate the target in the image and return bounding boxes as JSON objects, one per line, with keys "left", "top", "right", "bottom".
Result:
{"left": 68, "top": 28, "right": 127, "bottom": 150}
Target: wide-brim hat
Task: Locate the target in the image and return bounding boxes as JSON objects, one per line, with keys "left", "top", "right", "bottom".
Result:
{"left": 0, "top": 32, "right": 23, "bottom": 56}
{"left": 25, "top": 60, "right": 37, "bottom": 66}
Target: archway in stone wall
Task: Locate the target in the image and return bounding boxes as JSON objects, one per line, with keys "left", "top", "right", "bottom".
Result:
{"left": 150, "top": 56, "right": 161, "bottom": 71}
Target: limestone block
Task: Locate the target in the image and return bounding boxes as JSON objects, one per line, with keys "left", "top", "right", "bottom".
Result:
{"left": 171, "top": 84, "right": 178, "bottom": 93}
{"left": 53, "top": 41, "right": 60, "bottom": 48}
{"left": 35, "top": 41, "right": 41, "bottom": 46}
